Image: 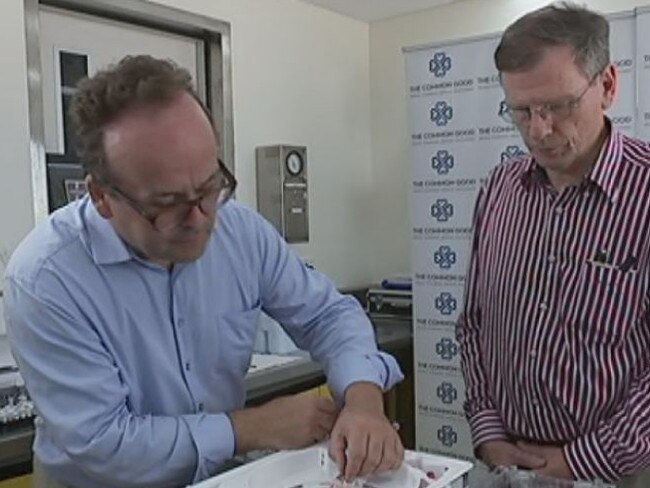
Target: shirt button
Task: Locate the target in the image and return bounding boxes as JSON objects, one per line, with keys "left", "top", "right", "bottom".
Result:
{"left": 530, "top": 350, "right": 537, "bottom": 359}
{"left": 554, "top": 207, "right": 564, "bottom": 215}
{"left": 548, "top": 255, "right": 556, "bottom": 264}
{"left": 532, "top": 397, "right": 540, "bottom": 406}
{"left": 539, "top": 302, "right": 548, "bottom": 311}
{"left": 185, "top": 362, "right": 191, "bottom": 371}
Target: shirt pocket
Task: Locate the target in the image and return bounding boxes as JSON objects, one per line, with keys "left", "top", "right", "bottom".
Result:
{"left": 564, "top": 263, "right": 646, "bottom": 347}
{"left": 217, "top": 308, "right": 261, "bottom": 378}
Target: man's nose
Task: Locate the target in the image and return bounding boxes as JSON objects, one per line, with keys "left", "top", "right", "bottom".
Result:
{"left": 184, "top": 202, "right": 210, "bottom": 225}
{"left": 526, "top": 109, "right": 553, "bottom": 141}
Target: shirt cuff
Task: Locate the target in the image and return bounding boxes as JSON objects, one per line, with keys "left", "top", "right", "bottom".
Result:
{"left": 565, "top": 430, "right": 618, "bottom": 483}
{"left": 181, "top": 413, "right": 236, "bottom": 483}
{"left": 467, "top": 409, "right": 509, "bottom": 450}
{"left": 326, "top": 351, "right": 404, "bottom": 402}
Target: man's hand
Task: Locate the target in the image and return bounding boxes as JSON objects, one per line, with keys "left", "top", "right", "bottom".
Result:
{"left": 229, "top": 391, "right": 338, "bottom": 453}
{"left": 328, "top": 382, "right": 404, "bottom": 481}
{"left": 517, "top": 441, "right": 574, "bottom": 480}
{"left": 477, "top": 440, "right": 546, "bottom": 470}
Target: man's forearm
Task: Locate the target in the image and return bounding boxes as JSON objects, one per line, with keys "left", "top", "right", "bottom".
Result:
{"left": 228, "top": 392, "right": 339, "bottom": 454}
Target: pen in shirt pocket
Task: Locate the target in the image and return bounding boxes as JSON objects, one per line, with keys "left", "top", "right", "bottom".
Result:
{"left": 618, "top": 254, "right": 638, "bottom": 272}
{"left": 588, "top": 248, "right": 616, "bottom": 270}
{"left": 588, "top": 249, "right": 638, "bottom": 273}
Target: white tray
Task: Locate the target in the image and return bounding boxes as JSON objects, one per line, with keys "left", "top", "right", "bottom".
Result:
{"left": 190, "top": 444, "right": 472, "bottom": 488}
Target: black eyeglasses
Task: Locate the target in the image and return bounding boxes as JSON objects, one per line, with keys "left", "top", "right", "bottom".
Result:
{"left": 500, "top": 72, "right": 601, "bottom": 126}
{"left": 107, "top": 159, "right": 237, "bottom": 232}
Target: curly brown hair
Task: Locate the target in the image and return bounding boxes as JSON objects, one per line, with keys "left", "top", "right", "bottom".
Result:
{"left": 70, "top": 55, "right": 211, "bottom": 183}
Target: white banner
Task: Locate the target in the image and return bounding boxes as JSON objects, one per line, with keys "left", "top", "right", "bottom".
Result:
{"left": 636, "top": 9, "right": 650, "bottom": 140}
{"left": 608, "top": 14, "right": 636, "bottom": 136}
{"left": 406, "top": 34, "right": 509, "bottom": 459}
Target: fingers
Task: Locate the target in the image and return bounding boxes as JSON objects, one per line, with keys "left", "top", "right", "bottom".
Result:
{"left": 376, "top": 446, "right": 395, "bottom": 474}
{"left": 514, "top": 441, "right": 547, "bottom": 469}
{"left": 313, "top": 398, "right": 337, "bottom": 439}
{"left": 368, "top": 429, "right": 404, "bottom": 475}
{"left": 358, "top": 435, "right": 384, "bottom": 477}
{"left": 517, "top": 440, "right": 547, "bottom": 453}
{"left": 312, "top": 423, "right": 330, "bottom": 443}
{"left": 301, "top": 394, "right": 336, "bottom": 441}
{"left": 391, "top": 434, "right": 405, "bottom": 470}
{"left": 513, "top": 450, "right": 546, "bottom": 470}
{"left": 344, "top": 431, "right": 369, "bottom": 480}
{"left": 317, "top": 412, "right": 336, "bottom": 435}
{"left": 347, "top": 432, "right": 404, "bottom": 478}
{"left": 315, "top": 396, "right": 338, "bottom": 415}
{"left": 477, "top": 440, "right": 546, "bottom": 469}
{"left": 318, "top": 399, "right": 339, "bottom": 425}
{"left": 266, "top": 393, "right": 337, "bottom": 449}
{"left": 377, "top": 435, "right": 404, "bottom": 473}
{"left": 379, "top": 421, "right": 404, "bottom": 472}
{"left": 328, "top": 432, "right": 347, "bottom": 474}
{"left": 315, "top": 413, "right": 336, "bottom": 444}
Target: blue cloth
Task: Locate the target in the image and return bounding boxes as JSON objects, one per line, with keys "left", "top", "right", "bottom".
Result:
{"left": 4, "top": 196, "right": 403, "bottom": 488}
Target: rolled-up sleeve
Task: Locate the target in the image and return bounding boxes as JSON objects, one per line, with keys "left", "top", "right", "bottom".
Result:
{"left": 252, "top": 213, "right": 404, "bottom": 401}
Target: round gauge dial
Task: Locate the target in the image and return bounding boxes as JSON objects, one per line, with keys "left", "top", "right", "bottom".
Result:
{"left": 285, "top": 151, "right": 304, "bottom": 176}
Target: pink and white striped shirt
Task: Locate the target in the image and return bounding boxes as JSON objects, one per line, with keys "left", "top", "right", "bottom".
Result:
{"left": 458, "top": 125, "right": 650, "bottom": 483}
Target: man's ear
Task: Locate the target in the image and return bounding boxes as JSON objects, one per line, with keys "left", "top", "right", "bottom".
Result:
{"left": 600, "top": 64, "right": 617, "bottom": 111}
{"left": 86, "top": 174, "right": 113, "bottom": 219}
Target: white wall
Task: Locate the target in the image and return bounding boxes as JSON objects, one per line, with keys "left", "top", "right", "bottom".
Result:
{"left": 0, "top": 0, "right": 34, "bottom": 284}
{"left": 369, "top": 0, "right": 650, "bottom": 278}
{"left": 0, "top": 0, "right": 380, "bottom": 289}
{"left": 150, "top": 0, "right": 378, "bottom": 287}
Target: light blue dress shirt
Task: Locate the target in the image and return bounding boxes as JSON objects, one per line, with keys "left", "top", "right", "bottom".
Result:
{"left": 4, "top": 196, "right": 403, "bottom": 488}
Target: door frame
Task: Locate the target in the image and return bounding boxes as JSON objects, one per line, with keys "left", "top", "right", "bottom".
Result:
{"left": 24, "top": 0, "right": 234, "bottom": 222}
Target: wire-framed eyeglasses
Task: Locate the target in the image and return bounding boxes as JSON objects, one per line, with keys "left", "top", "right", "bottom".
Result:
{"left": 500, "top": 72, "right": 601, "bottom": 126}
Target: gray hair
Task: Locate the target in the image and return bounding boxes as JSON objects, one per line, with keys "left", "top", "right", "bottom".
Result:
{"left": 494, "top": 2, "right": 609, "bottom": 78}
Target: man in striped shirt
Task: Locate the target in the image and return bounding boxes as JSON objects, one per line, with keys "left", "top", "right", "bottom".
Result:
{"left": 458, "top": 3, "right": 650, "bottom": 487}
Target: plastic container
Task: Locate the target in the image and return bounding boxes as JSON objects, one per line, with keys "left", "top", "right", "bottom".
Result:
{"left": 483, "top": 467, "right": 615, "bottom": 488}
{"left": 189, "top": 444, "right": 472, "bottom": 488}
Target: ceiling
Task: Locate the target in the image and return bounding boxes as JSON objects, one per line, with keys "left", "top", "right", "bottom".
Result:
{"left": 298, "top": 0, "right": 459, "bottom": 22}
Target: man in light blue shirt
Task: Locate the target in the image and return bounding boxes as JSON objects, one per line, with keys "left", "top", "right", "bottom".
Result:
{"left": 4, "top": 55, "right": 404, "bottom": 487}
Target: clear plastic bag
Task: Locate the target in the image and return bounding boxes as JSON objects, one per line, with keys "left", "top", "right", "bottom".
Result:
{"left": 483, "top": 467, "right": 615, "bottom": 488}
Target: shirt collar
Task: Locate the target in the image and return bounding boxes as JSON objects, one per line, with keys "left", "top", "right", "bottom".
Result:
{"left": 519, "top": 118, "right": 623, "bottom": 201}
{"left": 82, "top": 196, "right": 136, "bottom": 265}
{"left": 585, "top": 121, "right": 623, "bottom": 202}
